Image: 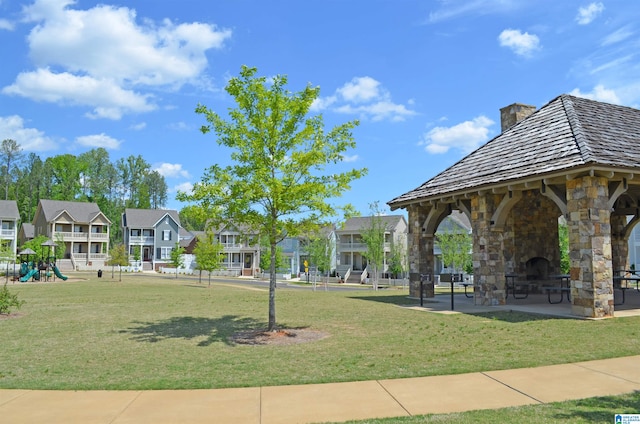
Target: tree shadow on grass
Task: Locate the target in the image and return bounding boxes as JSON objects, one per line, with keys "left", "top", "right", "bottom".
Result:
{"left": 468, "top": 310, "right": 574, "bottom": 323}
{"left": 348, "top": 294, "right": 417, "bottom": 306}
{"left": 120, "top": 315, "right": 266, "bottom": 346}
{"left": 550, "top": 391, "right": 640, "bottom": 422}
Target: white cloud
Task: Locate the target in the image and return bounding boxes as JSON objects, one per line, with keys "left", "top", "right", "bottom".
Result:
{"left": 421, "top": 116, "right": 494, "bottom": 154}
{"left": 498, "top": 29, "right": 540, "bottom": 57}
{"left": 569, "top": 85, "right": 622, "bottom": 105}
{"left": 4, "top": 0, "right": 231, "bottom": 119}
{"left": 427, "top": 0, "right": 519, "bottom": 24}
{"left": 3, "top": 68, "right": 156, "bottom": 120}
{"left": 172, "top": 182, "right": 193, "bottom": 195}
{"left": 576, "top": 2, "right": 604, "bottom": 25}
{"left": 601, "top": 25, "right": 634, "bottom": 46}
{"left": 0, "top": 18, "right": 14, "bottom": 30}
{"left": 313, "top": 77, "right": 416, "bottom": 122}
{"left": 129, "top": 122, "right": 146, "bottom": 131}
{"left": 76, "top": 133, "right": 121, "bottom": 149}
{"left": 341, "top": 154, "right": 359, "bottom": 163}
{"left": 0, "top": 115, "right": 58, "bottom": 151}
{"left": 336, "top": 77, "right": 381, "bottom": 103}
{"left": 154, "top": 163, "right": 191, "bottom": 179}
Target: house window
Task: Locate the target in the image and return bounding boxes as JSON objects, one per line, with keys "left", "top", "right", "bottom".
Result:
{"left": 160, "top": 246, "right": 172, "bottom": 259}
{"left": 131, "top": 229, "right": 141, "bottom": 236}
{"left": 162, "top": 230, "right": 172, "bottom": 241}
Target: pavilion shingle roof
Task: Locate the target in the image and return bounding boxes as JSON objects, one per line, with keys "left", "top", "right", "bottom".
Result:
{"left": 388, "top": 94, "right": 640, "bottom": 208}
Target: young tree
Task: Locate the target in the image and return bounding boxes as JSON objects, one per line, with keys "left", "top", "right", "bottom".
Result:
{"left": 192, "top": 231, "right": 224, "bottom": 286}
{"left": 179, "top": 65, "right": 366, "bottom": 331}
{"left": 361, "top": 202, "right": 386, "bottom": 291}
{"left": 259, "top": 236, "right": 287, "bottom": 274}
{"left": 388, "top": 233, "right": 407, "bottom": 279}
{"left": 306, "top": 229, "right": 334, "bottom": 284}
{"left": 436, "top": 230, "right": 472, "bottom": 278}
{"left": 107, "top": 244, "right": 129, "bottom": 281}
{"left": 169, "top": 242, "right": 185, "bottom": 279}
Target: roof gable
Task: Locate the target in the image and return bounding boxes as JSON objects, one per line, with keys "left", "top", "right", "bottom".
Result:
{"left": 389, "top": 94, "right": 640, "bottom": 208}
{"left": 0, "top": 200, "right": 19, "bottom": 220}
{"left": 122, "top": 208, "right": 181, "bottom": 229}
{"left": 339, "top": 215, "right": 406, "bottom": 232}
{"left": 38, "top": 200, "right": 110, "bottom": 224}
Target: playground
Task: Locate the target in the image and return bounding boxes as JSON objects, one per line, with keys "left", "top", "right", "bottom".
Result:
{"left": 11, "top": 242, "right": 69, "bottom": 283}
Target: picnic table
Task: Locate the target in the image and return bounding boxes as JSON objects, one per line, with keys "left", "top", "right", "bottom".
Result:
{"left": 613, "top": 273, "right": 640, "bottom": 305}
{"left": 543, "top": 274, "right": 571, "bottom": 304}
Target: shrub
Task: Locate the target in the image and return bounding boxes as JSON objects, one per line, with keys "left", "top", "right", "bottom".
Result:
{"left": 0, "top": 282, "right": 25, "bottom": 315}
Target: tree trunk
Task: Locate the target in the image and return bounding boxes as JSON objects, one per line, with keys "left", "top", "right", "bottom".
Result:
{"left": 268, "top": 235, "right": 277, "bottom": 331}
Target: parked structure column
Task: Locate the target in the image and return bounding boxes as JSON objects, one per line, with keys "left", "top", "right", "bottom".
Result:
{"left": 407, "top": 204, "right": 434, "bottom": 298}
{"left": 471, "top": 193, "right": 506, "bottom": 305}
{"left": 566, "top": 176, "right": 613, "bottom": 318}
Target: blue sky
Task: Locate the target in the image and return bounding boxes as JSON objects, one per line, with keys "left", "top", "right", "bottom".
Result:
{"left": 1, "top": 0, "right": 639, "bottom": 217}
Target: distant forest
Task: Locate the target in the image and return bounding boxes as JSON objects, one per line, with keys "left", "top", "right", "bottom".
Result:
{"left": 1, "top": 139, "right": 169, "bottom": 243}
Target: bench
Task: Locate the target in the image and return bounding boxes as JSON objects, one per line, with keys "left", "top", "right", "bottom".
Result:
{"left": 542, "top": 286, "right": 571, "bottom": 304}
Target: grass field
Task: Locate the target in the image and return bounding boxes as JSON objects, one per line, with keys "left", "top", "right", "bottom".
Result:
{"left": 1, "top": 272, "right": 640, "bottom": 392}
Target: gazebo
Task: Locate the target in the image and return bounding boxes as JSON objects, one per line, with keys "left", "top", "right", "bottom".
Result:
{"left": 388, "top": 94, "right": 640, "bottom": 318}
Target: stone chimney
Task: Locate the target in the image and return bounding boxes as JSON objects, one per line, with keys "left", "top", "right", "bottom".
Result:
{"left": 499, "top": 103, "right": 536, "bottom": 132}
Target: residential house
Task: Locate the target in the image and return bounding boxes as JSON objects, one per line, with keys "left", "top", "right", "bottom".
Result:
{"left": 18, "top": 223, "right": 34, "bottom": 248}
{"left": 0, "top": 200, "right": 20, "bottom": 255}
{"left": 33, "top": 199, "right": 111, "bottom": 270}
{"left": 209, "top": 224, "right": 260, "bottom": 277}
{"left": 121, "top": 208, "right": 182, "bottom": 271}
{"left": 335, "top": 215, "right": 407, "bottom": 283}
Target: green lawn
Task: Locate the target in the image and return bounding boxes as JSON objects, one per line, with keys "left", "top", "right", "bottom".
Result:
{"left": 1, "top": 272, "right": 639, "bottom": 391}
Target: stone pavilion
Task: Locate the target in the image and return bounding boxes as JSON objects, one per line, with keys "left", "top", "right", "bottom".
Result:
{"left": 388, "top": 94, "right": 640, "bottom": 318}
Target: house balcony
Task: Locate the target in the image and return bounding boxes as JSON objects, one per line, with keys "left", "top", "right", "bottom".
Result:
{"left": 57, "top": 232, "right": 109, "bottom": 241}
{"left": 338, "top": 242, "right": 392, "bottom": 252}
{"left": 0, "top": 229, "right": 15, "bottom": 239}
{"left": 129, "top": 236, "right": 155, "bottom": 245}
{"left": 73, "top": 253, "right": 109, "bottom": 261}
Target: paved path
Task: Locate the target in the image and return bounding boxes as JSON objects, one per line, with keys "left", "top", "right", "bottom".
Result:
{"left": 1, "top": 355, "right": 639, "bottom": 423}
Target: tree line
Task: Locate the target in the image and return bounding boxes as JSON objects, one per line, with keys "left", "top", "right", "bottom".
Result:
{"left": 0, "top": 139, "right": 168, "bottom": 244}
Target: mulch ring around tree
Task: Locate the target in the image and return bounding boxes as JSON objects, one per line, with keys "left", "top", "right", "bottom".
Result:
{"left": 231, "top": 328, "right": 329, "bottom": 346}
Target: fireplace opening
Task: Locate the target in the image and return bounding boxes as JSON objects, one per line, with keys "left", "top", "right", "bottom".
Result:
{"left": 525, "top": 257, "right": 550, "bottom": 281}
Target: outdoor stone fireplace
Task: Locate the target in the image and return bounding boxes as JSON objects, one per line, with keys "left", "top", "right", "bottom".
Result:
{"left": 525, "top": 257, "right": 550, "bottom": 280}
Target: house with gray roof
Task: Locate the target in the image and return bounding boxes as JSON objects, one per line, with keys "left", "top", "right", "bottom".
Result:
{"left": 33, "top": 199, "right": 111, "bottom": 270}
{"left": 122, "top": 208, "right": 182, "bottom": 271}
{"left": 0, "top": 200, "right": 20, "bottom": 254}
{"left": 389, "top": 94, "right": 640, "bottom": 318}
{"left": 335, "top": 215, "right": 407, "bottom": 283}
{"left": 208, "top": 223, "right": 261, "bottom": 277}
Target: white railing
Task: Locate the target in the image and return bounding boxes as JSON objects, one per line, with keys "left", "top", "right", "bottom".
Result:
{"left": 129, "top": 236, "right": 154, "bottom": 244}
{"left": 73, "top": 253, "right": 108, "bottom": 260}
{"left": 57, "top": 232, "right": 109, "bottom": 241}
{"left": 0, "top": 229, "right": 15, "bottom": 238}
{"left": 338, "top": 242, "right": 392, "bottom": 251}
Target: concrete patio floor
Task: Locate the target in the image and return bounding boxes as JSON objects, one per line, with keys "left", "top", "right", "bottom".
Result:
{"left": 412, "top": 284, "right": 640, "bottom": 318}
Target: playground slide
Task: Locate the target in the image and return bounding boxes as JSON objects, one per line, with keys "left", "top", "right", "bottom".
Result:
{"left": 20, "top": 268, "right": 39, "bottom": 282}
{"left": 53, "top": 266, "right": 68, "bottom": 281}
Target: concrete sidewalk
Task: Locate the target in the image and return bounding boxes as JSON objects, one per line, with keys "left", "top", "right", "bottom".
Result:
{"left": 1, "top": 355, "right": 639, "bottom": 424}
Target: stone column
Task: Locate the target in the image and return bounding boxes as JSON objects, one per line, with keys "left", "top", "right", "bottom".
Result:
{"left": 566, "top": 176, "right": 613, "bottom": 318}
{"left": 471, "top": 193, "right": 506, "bottom": 305}
{"left": 407, "top": 204, "right": 435, "bottom": 298}
{"left": 611, "top": 214, "right": 629, "bottom": 273}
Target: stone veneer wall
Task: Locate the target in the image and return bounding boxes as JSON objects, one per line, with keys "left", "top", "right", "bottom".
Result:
{"left": 471, "top": 193, "right": 506, "bottom": 305}
{"left": 566, "top": 176, "right": 613, "bottom": 318}
{"left": 407, "top": 204, "right": 435, "bottom": 298}
{"left": 511, "top": 190, "right": 561, "bottom": 277}
{"left": 610, "top": 214, "right": 629, "bottom": 273}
